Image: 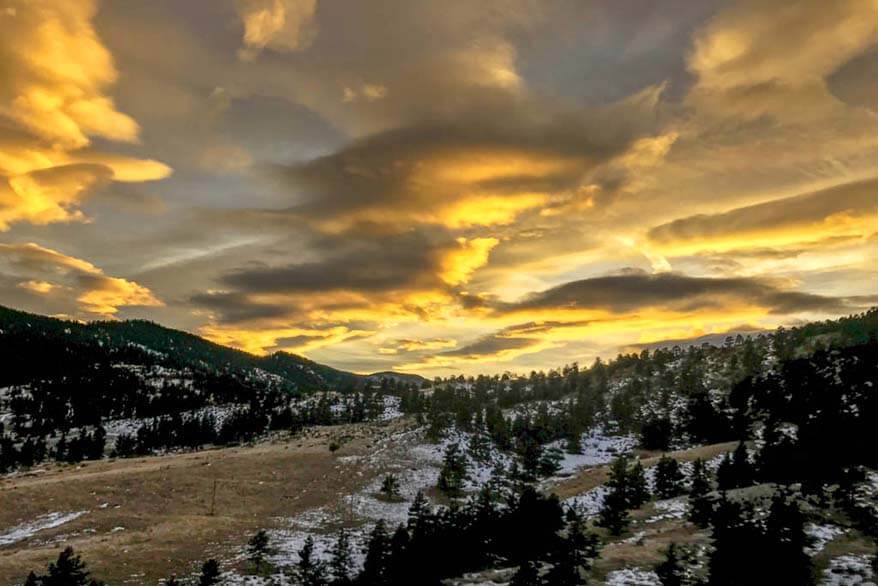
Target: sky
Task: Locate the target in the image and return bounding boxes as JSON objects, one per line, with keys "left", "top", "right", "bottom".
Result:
{"left": 1, "top": 0, "right": 877, "bottom": 375}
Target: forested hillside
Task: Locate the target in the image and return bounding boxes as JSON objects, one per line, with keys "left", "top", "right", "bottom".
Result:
{"left": 0, "top": 305, "right": 358, "bottom": 391}
{"left": 4, "top": 309, "right": 878, "bottom": 584}
{"left": 0, "top": 305, "right": 414, "bottom": 472}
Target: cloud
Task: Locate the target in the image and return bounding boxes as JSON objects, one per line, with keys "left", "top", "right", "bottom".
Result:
{"left": 272, "top": 87, "right": 668, "bottom": 234}
{"left": 648, "top": 177, "right": 878, "bottom": 255}
{"left": 377, "top": 338, "right": 457, "bottom": 355}
{"left": 497, "top": 269, "right": 847, "bottom": 317}
{"left": 687, "top": 0, "right": 878, "bottom": 120}
{"left": 440, "top": 237, "right": 499, "bottom": 286}
{"left": 0, "top": 0, "right": 171, "bottom": 231}
{"left": 236, "top": 0, "right": 318, "bottom": 59}
{"left": 0, "top": 0, "right": 140, "bottom": 148}
{"left": 0, "top": 241, "right": 162, "bottom": 316}
{"left": 189, "top": 232, "right": 499, "bottom": 355}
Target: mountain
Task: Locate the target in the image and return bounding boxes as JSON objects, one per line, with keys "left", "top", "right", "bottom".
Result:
{"left": 365, "top": 370, "right": 428, "bottom": 386}
{"left": 0, "top": 304, "right": 359, "bottom": 392}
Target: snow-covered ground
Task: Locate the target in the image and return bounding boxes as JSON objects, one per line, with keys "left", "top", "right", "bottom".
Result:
{"left": 805, "top": 523, "right": 846, "bottom": 555}
{"left": 225, "top": 425, "right": 634, "bottom": 579}
{"left": 103, "top": 403, "right": 244, "bottom": 440}
{"left": 647, "top": 498, "right": 688, "bottom": 524}
{"left": 0, "top": 511, "right": 87, "bottom": 546}
{"left": 545, "top": 429, "right": 637, "bottom": 479}
{"left": 604, "top": 568, "right": 662, "bottom": 585}
{"left": 821, "top": 554, "right": 875, "bottom": 585}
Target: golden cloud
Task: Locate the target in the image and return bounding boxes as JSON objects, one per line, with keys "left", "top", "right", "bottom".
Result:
{"left": 439, "top": 237, "right": 499, "bottom": 286}
{"left": 377, "top": 337, "right": 458, "bottom": 355}
{"left": 687, "top": 0, "right": 878, "bottom": 120}
{"left": 0, "top": 0, "right": 171, "bottom": 232}
{"left": 236, "top": 0, "right": 318, "bottom": 60}
{"left": 0, "top": 241, "right": 163, "bottom": 316}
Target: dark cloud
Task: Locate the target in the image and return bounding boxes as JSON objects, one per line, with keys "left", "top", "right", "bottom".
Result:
{"left": 218, "top": 231, "right": 447, "bottom": 295}
{"left": 270, "top": 90, "right": 665, "bottom": 230}
{"left": 189, "top": 291, "right": 291, "bottom": 323}
{"left": 441, "top": 333, "right": 540, "bottom": 358}
{"left": 498, "top": 270, "right": 848, "bottom": 315}
{"left": 828, "top": 49, "right": 878, "bottom": 110}
{"left": 648, "top": 178, "right": 878, "bottom": 244}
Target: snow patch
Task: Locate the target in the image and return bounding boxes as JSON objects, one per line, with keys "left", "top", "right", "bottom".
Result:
{"left": 821, "top": 554, "right": 875, "bottom": 586}
{"left": 805, "top": 523, "right": 846, "bottom": 555}
{"left": 604, "top": 568, "right": 662, "bottom": 585}
{"left": 0, "top": 511, "right": 87, "bottom": 546}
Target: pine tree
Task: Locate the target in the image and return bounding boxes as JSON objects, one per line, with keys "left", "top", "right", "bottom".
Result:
{"left": 597, "top": 488, "right": 631, "bottom": 536}
{"left": 509, "top": 560, "right": 541, "bottom": 586}
{"left": 437, "top": 442, "right": 468, "bottom": 496}
{"left": 379, "top": 474, "right": 401, "bottom": 500}
{"left": 545, "top": 515, "right": 599, "bottom": 585}
{"left": 247, "top": 530, "right": 270, "bottom": 573}
{"left": 407, "top": 491, "right": 434, "bottom": 540}
{"left": 716, "top": 443, "right": 755, "bottom": 490}
{"left": 360, "top": 521, "right": 391, "bottom": 585}
{"left": 764, "top": 491, "right": 813, "bottom": 585}
{"left": 388, "top": 524, "right": 412, "bottom": 583}
{"left": 89, "top": 426, "right": 106, "bottom": 460}
{"left": 538, "top": 446, "right": 563, "bottom": 477}
{"left": 198, "top": 559, "right": 221, "bottom": 586}
{"left": 688, "top": 458, "right": 714, "bottom": 528}
{"left": 655, "top": 543, "right": 686, "bottom": 586}
{"left": 297, "top": 536, "right": 326, "bottom": 586}
{"left": 715, "top": 452, "right": 733, "bottom": 491}
{"left": 329, "top": 529, "right": 353, "bottom": 586}
{"left": 45, "top": 547, "right": 104, "bottom": 585}
{"left": 627, "top": 458, "right": 650, "bottom": 507}
{"left": 654, "top": 455, "right": 685, "bottom": 499}
{"left": 564, "top": 417, "right": 583, "bottom": 454}
{"left": 729, "top": 441, "right": 755, "bottom": 488}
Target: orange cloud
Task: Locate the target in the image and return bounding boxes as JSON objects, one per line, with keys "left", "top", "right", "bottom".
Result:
{"left": 439, "top": 237, "right": 499, "bottom": 286}
{"left": 0, "top": 242, "right": 162, "bottom": 316}
{"left": 0, "top": 0, "right": 171, "bottom": 232}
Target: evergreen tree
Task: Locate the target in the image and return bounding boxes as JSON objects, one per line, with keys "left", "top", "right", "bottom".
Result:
{"left": 655, "top": 543, "right": 686, "bottom": 586}
{"left": 297, "top": 536, "right": 327, "bottom": 586}
{"left": 329, "top": 529, "right": 354, "bottom": 586}
{"left": 379, "top": 474, "right": 401, "bottom": 500}
{"left": 688, "top": 458, "right": 714, "bottom": 528}
{"left": 654, "top": 455, "right": 685, "bottom": 499}
{"left": 626, "top": 459, "right": 650, "bottom": 507}
{"left": 388, "top": 524, "right": 412, "bottom": 584}
{"left": 640, "top": 416, "right": 673, "bottom": 451}
{"left": 29, "top": 547, "right": 104, "bottom": 586}
{"left": 360, "top": 521, "right": 391, "bottom": 585}
{"left": 509, "top": 560, "right": 541, "bottom": 586}
{"left": 538, "top": 446, "right": 563, "bottom": 477}
{"left": 247, "top": 530, "right": 270, "bottom": 573}
{"left": 406, "top": 491, "right": 434, "bottom": 540}
{"left": 717, "top": 443, "right": 755, "bottom": 490}
{"left": 545, "top": 515, "right": 599, "bottom": 585}
{"left": 597, "top": 488, "right": 631, "bottom": 536}
{"left": 437, "top": 442, "right": 468, "bottom": 496}
{"left": 763, "top": 491, "right": 813, "bottom": 585}
{"left": 198, "top": 559, "right": 221, "bottom": 586}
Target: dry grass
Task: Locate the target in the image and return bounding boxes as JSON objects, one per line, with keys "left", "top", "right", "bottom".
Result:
{"left": 0, "top": 418, "right": 415, "bottom": 584}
